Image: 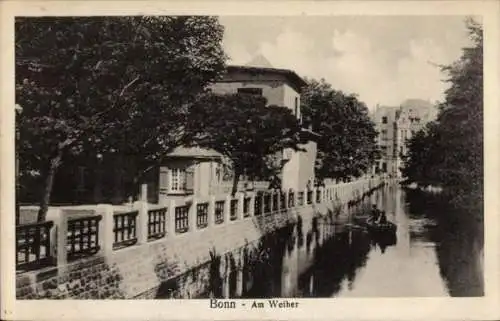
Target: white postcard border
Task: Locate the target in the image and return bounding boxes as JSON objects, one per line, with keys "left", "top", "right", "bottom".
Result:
{"left": 1, "top": 1, "right": 499, "bottom": 320}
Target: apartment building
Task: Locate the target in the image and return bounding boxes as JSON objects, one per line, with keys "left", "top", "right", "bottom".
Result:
{"left": 371, "top": 99, "right": 438, "bottom": 178}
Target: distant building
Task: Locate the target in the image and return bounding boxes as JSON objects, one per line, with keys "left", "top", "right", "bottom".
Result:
{"left": 371, "top": 99, "right": 438, "bottom": 178}
{"left": 371, "top": 105, "right": 398, "bottom": 175}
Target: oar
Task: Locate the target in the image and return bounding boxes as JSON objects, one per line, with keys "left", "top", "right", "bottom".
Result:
{"left": 345, "top": 223, "right": 365, "bottom": 230}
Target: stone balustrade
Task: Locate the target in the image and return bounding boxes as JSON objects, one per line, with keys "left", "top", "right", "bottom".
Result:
{"left": 15, "top": 176, "right": 385, "bottom": 299}
{"left": 16, "top": 176, "right": 384, "bottom": 273}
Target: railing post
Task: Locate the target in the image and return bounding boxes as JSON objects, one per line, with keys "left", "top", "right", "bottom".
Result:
{"left": 135, "top": 200, "right": 149, "bottom": 244}
{"left": 189, "top": 197, "right": 198, "bottom": 231}
{"left": 270, "top": 191, "right": 275, "bottom": 213}
{"left": 168, "top": 200, "right": 177, "bottom": 236}
{"left": 260, "top": 193, "right": 265, "bottom": 214}
{"left": 209, "top": 196, "right": 216, "bottom": 226}
{"left": 283, "top": 190, "right": 288, "bottom": 212}
{"left": 237, "top": 192, "right": 245, "bottom": 220}
{"left": 276, "top": 191, "right": 281, "bottom": 214}
{"left": 225, "top": 195, "right": 232, "bottom": 222}
{"left": 249, "top": 193, "right": 256, "bottom": 217}
{"left": 135, "top": 184, "right": 149, "bottom": 244}
{"left": 46, "top": 208, "right": 67, "bottom": 266}
{"left": 96, "top": 204, "right": 114, "bottom": 256}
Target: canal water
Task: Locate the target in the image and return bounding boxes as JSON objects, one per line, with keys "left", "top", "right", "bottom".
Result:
{"left": 161, "top": 183, "right": 484, "bottom": 298}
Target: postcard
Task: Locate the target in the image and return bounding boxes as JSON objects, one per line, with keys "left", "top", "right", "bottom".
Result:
{"left": 1, "top": 1, "right": 499, "bottom": 320}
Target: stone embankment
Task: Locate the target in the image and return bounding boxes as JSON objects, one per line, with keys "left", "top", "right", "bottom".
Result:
{"left": 16, "top": 178, "right": 384, "bottom": 299}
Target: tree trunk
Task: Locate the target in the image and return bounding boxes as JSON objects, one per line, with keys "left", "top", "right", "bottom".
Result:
{"left": 231, "top": 167, "right": 242, "bottom": 197}
{"left": 37, "top": 150, "right": 62, "bottom": 222}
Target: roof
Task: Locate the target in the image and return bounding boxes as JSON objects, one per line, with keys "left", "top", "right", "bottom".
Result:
{"left": 166, "top": 146, "right": 223, "bottom": 160}
{"left": 245, "top": 54, "right": 274, "bottom": 68}
{"left": 400, "top": 99, "right": 434, "bottom": 110}
{"left": 225, "top": 65, "right": 308, "bottom": 93}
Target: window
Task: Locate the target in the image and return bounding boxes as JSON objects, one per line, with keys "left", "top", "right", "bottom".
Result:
{"left": 237, "top": 87, "right": 263, "bottom": 96}
{"left": 382, "top": 116, "right": 388, "bottom": 124}
{"left": 381, "top": 129, "right": 388, "bottom": 140}
{"left": 170, "top": 168, "right": 186, "bottom": 192}
{"left": 294, "top": 97, "right": 299, "bottom": 116}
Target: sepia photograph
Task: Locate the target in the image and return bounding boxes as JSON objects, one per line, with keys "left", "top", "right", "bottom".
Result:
{"left": 1, "top": 1, "right": 499, "bottom": 320}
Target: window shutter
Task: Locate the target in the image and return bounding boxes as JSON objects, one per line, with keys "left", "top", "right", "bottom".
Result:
{"left": 159, "top": 167, "right": 169, "bottom": 195}
{"left": 184, "top": 167, "right": 194, "bottom": 194}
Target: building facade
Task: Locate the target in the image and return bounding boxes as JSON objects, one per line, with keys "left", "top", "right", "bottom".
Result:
{"left": 371, "top": 99, "right": 438, "bottom": 178}
{"left": 209, "top": 64, "right": 319, "bottom": 191}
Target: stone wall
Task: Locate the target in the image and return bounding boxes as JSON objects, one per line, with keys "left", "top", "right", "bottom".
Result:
{"left": 16, "top": 179, "right": 385, "bottom": 300}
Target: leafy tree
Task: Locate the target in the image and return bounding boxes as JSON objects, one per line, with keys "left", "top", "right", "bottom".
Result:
{"left": 16, "top": 16, "right": 226, "bottom": 221}
{"left": 400, "top": 122, "right": 441, "bottom": 186}
{"left": 401, "top": 18, "right": 483, "bottom": 213}
{"left": 191, "top": 93, "right": 303, "bottom": 196}
{"left": 301, "top": 78, "right": 378, "bottom": 182}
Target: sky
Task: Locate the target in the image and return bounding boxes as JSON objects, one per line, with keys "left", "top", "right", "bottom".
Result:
{"left": 219, "top": 16, "right": 474, "bottom": 110}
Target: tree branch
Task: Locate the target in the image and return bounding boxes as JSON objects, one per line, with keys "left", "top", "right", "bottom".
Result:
{"left": 58, "top": 75, "right": 141, "bottom": 151}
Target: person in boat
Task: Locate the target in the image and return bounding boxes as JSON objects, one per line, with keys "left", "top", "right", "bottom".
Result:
{"left": 378, "top": 211, "right": 388, "bottom": 225}
{"left": 369, "top": 205, "right": 381, "bottom": 223}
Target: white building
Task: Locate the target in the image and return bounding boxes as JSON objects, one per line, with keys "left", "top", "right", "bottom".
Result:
{"left": 371, "top": 99, "right": 438, "bottom": 178}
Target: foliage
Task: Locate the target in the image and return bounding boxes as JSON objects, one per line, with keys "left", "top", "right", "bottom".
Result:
{"left": 16, "top": 16, "right": 227, "bottom": 221}
{"left": 191, "top": 93, "right": 303, "bottom": 195}
{"left": 401, "top": 122, "right": 441, "bottom": 186}
{"left": 301, "top": 78, "right": 378, "bottom": 182}
{"left": 401, "top": 18, "right": 483, "bottom": 213}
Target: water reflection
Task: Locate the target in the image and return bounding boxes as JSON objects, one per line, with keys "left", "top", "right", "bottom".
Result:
{"left": 161, "top": 184, "right": 483, "bottom": 298}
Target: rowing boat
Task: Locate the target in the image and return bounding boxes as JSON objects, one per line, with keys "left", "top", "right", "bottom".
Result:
{"left": 364, "top": 218, "right": 397, "bottom": 234}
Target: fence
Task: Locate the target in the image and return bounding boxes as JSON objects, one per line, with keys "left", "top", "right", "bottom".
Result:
{"left": 214, "top": 200, "right": 225, "bottom": 224}
{"left": 113, "top": 211, "right": 138, "bottom": 250}
{"left": 196, "top": 202, "right": 209, "bottom": 228}
{"left": 214, "top": 180, "right": 270, "bottom": 195}
{"left": 148, "top": 208, "right": 167, "bottom": 240}
{"left": 16, "top": 221, "right": 54, "bottom": 270}
{"left": 67, "top": 215, "right": 102, "bottom": 260}
{"left": 243, "top": 197, "right": 251, "bottom": 217}
{"left": 230, "top": 199, "right": 238, "bottom": 221}
{"left": 297, "top": 191, "right": 304, "bottom": 206}
{"left": 16, "top": 177, "right": 384, "bottom": 272}
{"left": 175, "top": 205, "right": 190, "bottom": 233}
